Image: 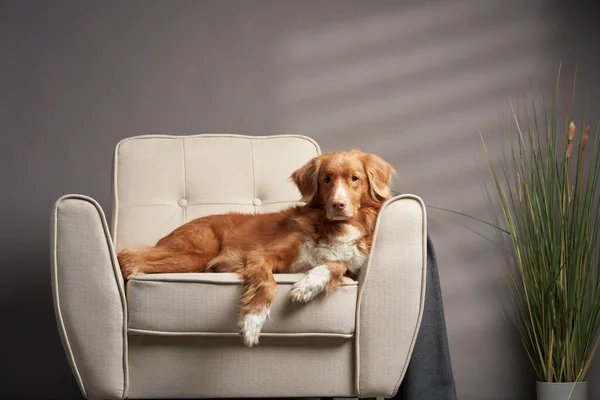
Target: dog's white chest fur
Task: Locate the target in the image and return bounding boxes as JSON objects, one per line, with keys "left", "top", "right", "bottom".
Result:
{"left": 290, "top": 224, "right": 367, "bottom": 275}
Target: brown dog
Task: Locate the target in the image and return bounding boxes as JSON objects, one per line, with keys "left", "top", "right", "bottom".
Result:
{"left": 117, "top": 149, "right": 395, "bottom": 346}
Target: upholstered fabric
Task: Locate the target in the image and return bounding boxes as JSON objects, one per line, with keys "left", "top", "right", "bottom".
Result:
{"left": 127, "top": 335, "right": 355, "bottom": 399}
{"left": 111, "top": 134, "right": 320, "bottom": 249}
{"left": 356, "top": 195, "right": 427, "bottom": 397}
{"left": 51, "top": 195, "right": 128, "bottom": 400}
{"left": 126, "top": 273, "right": 357, "bottom": 336}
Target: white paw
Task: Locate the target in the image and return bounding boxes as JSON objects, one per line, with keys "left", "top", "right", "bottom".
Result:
{"left": 238, "top": 307, "right": 269, "bottom": 347}
{"left": 289, "top": 265, "right": 330, "bottom": 303}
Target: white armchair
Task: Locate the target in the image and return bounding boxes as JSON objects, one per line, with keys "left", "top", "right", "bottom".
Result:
{"left": 50, "top": 134, "right": 427, "bottom": 399}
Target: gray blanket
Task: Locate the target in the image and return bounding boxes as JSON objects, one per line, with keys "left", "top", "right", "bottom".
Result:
{"left": 392, "top": 212, "right": 457, "bottom": 399}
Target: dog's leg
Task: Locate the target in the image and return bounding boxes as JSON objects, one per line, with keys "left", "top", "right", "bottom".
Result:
{"left": 289, "top": 261, "right": 347, "bottom": 303}
{"left": 238, "top": 251, "right": 278, "bottom": 347}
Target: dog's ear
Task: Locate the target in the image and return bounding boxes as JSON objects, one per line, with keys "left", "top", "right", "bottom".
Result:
{"left": 291, "top": 157, "right": 322, "bottom": 203}
{"left": 362, "top": 153, "right": 395, "bottom": 201}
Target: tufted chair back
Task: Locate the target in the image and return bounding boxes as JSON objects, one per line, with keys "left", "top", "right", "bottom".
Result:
{"left": 110, "top": 134, "right": 321, "bottom": 249}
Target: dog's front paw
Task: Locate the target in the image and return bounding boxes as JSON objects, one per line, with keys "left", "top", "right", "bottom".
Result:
{"left": 238, "top": 307, "right": 269, "bottom": 347}
{"left": 289, "top": 273, "right": 328, "bottom": 303}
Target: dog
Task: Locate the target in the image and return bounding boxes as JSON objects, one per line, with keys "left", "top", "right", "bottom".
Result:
{"left": 117, "top": 149, "right": 395, "bottom": 347}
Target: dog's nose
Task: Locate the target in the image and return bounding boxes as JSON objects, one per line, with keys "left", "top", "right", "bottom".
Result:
{"left": 333, "top": 202, "right": 346, "bottom": 210}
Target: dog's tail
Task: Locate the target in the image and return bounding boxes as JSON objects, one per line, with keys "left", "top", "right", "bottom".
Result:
{"left": 116, "top": 247, "right": 150, "bottom": 280}
{"left": 117, "top": 245, "right": 212, "bottom": 280}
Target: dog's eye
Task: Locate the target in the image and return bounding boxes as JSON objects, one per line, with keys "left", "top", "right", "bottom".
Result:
{"left": 323, "top": 176, "right": 331, "bottom": 184}
{"left": 352, "top": 175, "right": 359, "bottom": 181}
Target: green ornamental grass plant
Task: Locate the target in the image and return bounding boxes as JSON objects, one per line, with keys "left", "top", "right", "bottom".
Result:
{"left": 479, "top": 67, "right": 600, "bottom": 383}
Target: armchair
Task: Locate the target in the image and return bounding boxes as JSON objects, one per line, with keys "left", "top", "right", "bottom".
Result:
{"left": 51, "top": 134, "right": 427, "bottom": 399}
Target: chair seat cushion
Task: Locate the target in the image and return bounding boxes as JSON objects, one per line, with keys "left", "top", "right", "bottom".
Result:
{"left": 126, "top": 273, "right": 358, "bottom": 337}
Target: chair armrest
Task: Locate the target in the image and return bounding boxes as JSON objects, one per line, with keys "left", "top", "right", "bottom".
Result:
{"left": 51, "top": 195, "right": 128, "bottom": 400}
{"left": 355, "top": 194, "right": 427, "bottom": 397}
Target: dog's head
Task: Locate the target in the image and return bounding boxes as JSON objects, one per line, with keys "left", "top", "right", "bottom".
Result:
{"left": 291, "top": 150, "right": 395, "bottom": 221}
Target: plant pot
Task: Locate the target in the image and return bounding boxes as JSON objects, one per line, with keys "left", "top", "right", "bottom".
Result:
{"left": 537, "top": 382, "right": 587, "bottom": 400}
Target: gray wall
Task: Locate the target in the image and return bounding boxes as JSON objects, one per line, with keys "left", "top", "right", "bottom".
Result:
{"left": 1, "top": 1, "right": 598, "bottom": 399}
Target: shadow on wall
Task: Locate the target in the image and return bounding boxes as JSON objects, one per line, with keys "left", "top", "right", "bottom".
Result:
{"left": 277, "top": 0, "right": 557, "bottom": 153}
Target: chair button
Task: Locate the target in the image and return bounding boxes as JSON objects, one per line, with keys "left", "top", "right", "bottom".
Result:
{"left": 253, "top": 198, "right": 262, "bottom": 206}
{"left": 178, "top": 198, "right": 188, "bottom": 207}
